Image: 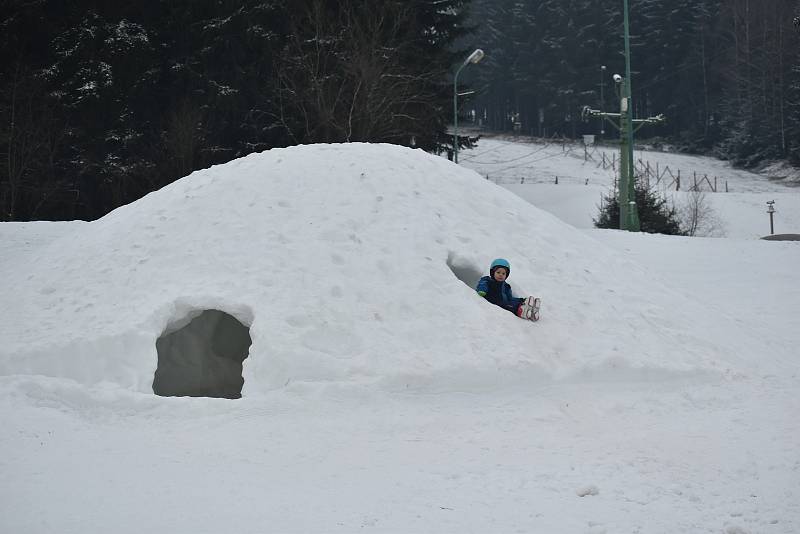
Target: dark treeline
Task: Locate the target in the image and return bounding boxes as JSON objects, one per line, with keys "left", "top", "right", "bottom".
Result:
{"left": 463, "top": 0, "right": 800, "bottom": 166}
{"left": 1, "top": 0, "right": 467, "bottom": 221}
{"left": 2, "top": 1, "right": 798, "bottom": 222}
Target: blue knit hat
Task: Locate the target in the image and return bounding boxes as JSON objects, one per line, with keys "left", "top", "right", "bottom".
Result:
{"left": 490, "top": 258, "right": 510, "bottom": 277}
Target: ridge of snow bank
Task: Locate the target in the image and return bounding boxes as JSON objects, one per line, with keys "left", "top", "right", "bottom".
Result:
{"left": 0, "top": 143, "right": 769, "bottom": 394}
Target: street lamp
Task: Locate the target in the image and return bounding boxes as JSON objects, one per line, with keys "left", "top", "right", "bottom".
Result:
{"left": 453, "top": 48, "right": 485, "bottom": 163}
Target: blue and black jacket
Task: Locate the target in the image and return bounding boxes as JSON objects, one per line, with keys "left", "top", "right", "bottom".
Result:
{"left": 476, "top": 276, "right": 516, "bottom": 307}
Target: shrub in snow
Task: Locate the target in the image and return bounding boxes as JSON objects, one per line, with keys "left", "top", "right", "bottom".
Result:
{"left": 595, "top": 181, "right": 684, "bottom": 235}
{"left": 677, "top": 189, "right": 726, "bottom": 237}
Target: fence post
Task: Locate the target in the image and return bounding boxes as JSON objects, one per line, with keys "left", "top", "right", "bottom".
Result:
{"left": 714, "top": 176, "right": 717, "bottom": 192}
{"left": 676, "top": 171, "right": 681, "bottom": 191}
{"left": 555, "top": 176, "right": 559, "bottom": 184}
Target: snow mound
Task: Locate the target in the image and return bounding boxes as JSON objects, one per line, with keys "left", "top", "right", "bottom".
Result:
{"left": 0, "top": 143, "right": 763, "bottom": 395}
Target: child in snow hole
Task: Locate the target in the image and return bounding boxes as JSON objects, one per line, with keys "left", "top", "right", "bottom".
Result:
{"left": 476, "top": 258, "right": 539, "bottom": 321}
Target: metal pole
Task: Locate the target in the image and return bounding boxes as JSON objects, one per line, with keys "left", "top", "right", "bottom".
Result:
{"left": 767, "top": 201, "right": 776, "bottom": 234}
{"left": 619, "top": 93, "right": 629, "bottom": 229}
{"left": 622, "top": 0, "right": 638, "bottom": 231}
{"left": 453, "top": 66, "right": 461, "bottom": 163}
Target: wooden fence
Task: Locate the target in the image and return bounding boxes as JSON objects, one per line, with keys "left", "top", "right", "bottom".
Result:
{"left": 595, "top": 152, "right": 728, "bottom": 192}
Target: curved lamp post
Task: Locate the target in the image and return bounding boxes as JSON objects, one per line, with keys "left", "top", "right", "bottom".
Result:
{"left": 453, "top": 48, "right": 485, "bottom": 163}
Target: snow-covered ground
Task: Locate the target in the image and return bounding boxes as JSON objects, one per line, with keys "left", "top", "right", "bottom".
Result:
{"left": 462, "top": 136, "right": 800, "bottom": 238}
{"left": 1, "top": 141, "right": 798, "bottom": 534}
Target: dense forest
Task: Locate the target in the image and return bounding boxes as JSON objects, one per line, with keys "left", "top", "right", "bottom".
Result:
{"left": 1, "top": 0, "right": 468, "bottom": 220}
{"left": 1, "top": 0, "right": 798, "bottom": 221}
{"left": 463, "top": 0, "right": 800, "bottom": 165}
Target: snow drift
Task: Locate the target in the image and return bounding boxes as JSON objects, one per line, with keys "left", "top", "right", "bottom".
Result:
{"left": 0, "top": 143, "right": 767, "bottom": 395}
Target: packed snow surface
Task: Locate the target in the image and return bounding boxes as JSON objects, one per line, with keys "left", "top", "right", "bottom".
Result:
{"left": 1, "top": 141, "right": 798, "bottom": 533}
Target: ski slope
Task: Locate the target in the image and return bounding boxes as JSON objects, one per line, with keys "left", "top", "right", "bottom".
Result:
{"left": 462, "top": 136, "right": 800, "bottom": 239}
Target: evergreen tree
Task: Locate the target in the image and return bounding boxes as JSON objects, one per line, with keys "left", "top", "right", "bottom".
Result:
{"left": 3, "top": 0, "right": 290, "bottom": 219}
{"left": 594, "top": 181, "right": 684, "bottom": 235}
{"left": 467, "top": 0, "right": 622, "bottom": 138}
{"left": 786, "top": 6, "right": 800, "bottom": 163}
{"left": 461, "top": 0, "right": 521, "bottom": 131}
{"left": 45, "top": 6, "right": 158, "bottom": 215}
{"left": 149, "top": 0, "right": 289, "bottom": 176}
{"left": 713, "top": 0, "right": 798, "bottom": 166}
{"left": 631, "top": 0, "right": 716, "bottom": 141}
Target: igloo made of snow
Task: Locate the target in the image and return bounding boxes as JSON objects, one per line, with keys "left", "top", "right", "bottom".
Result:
{"left": 0, "top": 143, "right": 762, "bottom": 395}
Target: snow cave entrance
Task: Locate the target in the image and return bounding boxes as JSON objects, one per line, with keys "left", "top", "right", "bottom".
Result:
{"left": 153, "top": 309, "right": 252, "bottom": 399}
{"left": 446, "top": 252, "right": 484, "bottom": 290}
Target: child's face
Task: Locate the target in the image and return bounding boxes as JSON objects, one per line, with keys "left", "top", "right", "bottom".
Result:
{"left": 492, "top": 267, "right": 508, "bottom": 282}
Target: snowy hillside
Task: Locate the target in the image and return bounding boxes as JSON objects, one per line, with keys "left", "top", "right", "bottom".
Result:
{"left": 1, "top": 142, "right": 798, "bottom": 534}
{"left": 462, "top": 136, "right": 800, "bottom": 238}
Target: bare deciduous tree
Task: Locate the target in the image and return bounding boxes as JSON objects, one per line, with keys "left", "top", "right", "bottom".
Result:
{"left": 1, "top": 62, "right": 65, "bottom": 221}
{"left": 677, "top": 189, "right": 727, "bottom": 237}
{"left": 275, "top": 0, "right": 447, "bottom": 147}
{"left": 164, "top": 100, "right": 205, "bottom": 181}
